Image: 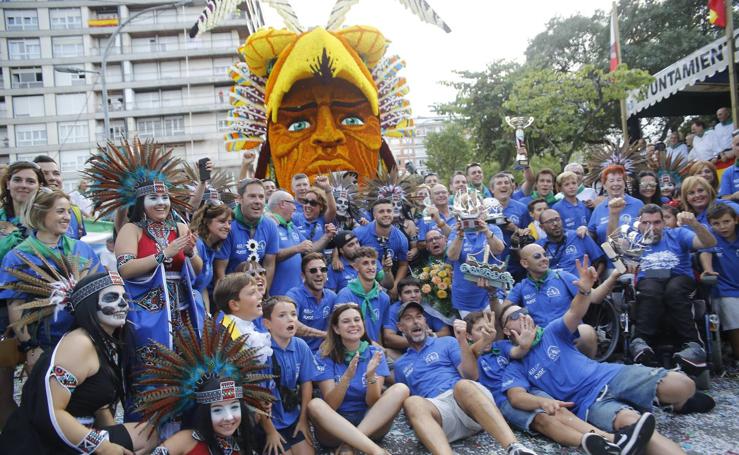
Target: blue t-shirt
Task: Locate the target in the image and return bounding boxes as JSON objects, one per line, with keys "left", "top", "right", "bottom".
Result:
{"left": 384, "top": 301, "right": 447, "bottom": 335}
{"left": 417, "top": 211, "right": 457, "bottom": 242}
{"left": 193, "top": 237, "right": 216, "bottom": 293}
{"left": 286, "top": 285, "right": 337, "bottom": 352}
{"left": 268, "top": 337, "right": 321, "bottom": 429}
{"left": 719, "top": 164, "right": 738, "bottom": 197}
{"left": 552, "top": 198, "right": 591, "bottom": 230}
{"left": 335, "top": 283, "right": 390, "bottom": 343}
{"left": 536, "top": 231, "right": 605, "bottom": 276}
{"left": 512, "top": 189, "right": 526, "bottom": 201}
{"left": 447, "top": 224, "right": 505, "bottom": 312}
{"left": 500, "top": 199, "right": 530, "bottom": 276}
{"left": 353, "top": 221, "right": 409, "bottom": 265}
{"left": 314, "top": 345, "right": 390, "bottom": 415}
{"left": 294, "top": 213, "right": 326, "bottom": 242}
{"left": 588, "top": 194, "right": 644, "bottom": 244}
{"left": 394, "top": 336, "right": 462, "bottom": 398}
{"left": 507, "top": 270, "right": 578, "bottom": 326}
{"left": 216, "top": 212, "right": 280, "bottom": 274}
{"left": 326, "top": 256, "right": 357, "bottom": 293}
{"left": 270, "top": 222, "right": 306, "bottom": 296}
{"left": 501, "top": 318, "right": 623, "bottom": 419}
{"left": 637, "top": 227, "right": 695, "bottom": 279}
{"left": 703, "top": 226, "right": 739, "bottom": 297}
{"left": 695, "top": 199, "right": 739, "bottom": 227}
{"left": 477, "top": 340, "right": 516, "bottom": 406}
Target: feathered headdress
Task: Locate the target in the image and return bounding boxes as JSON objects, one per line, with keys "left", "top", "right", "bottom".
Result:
{"left": 584, "top": 141, "right": 647, "bottom": 187}
{"left": 182, "top": 161, "right": 237, "bottom": 204}
{"left": 83, "top": 138, "right": 191, "bottom": 219}
{"left": 359, "top": 167, "right": 418, "bottom": 220}
{"left": 135, "top": 317, "right": 273, "bottom": 429}
{"left": 0, "top": 250, "right": 93, "bottom": 331}
{"left": 656, "top": 150, "right": 691, "bottom": 193}
{"left": 330, "top": 171, "right": 362, "bottom": 221}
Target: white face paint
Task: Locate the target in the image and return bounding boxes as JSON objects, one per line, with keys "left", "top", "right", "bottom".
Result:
{"left": 96, "top": 285, "right": 128, "bottom": 329}
{"left": 210, "top": 398, "right": 242, "bottom": 437}
{"left": 144, "top": 193, "right": 171, "bottom": 220}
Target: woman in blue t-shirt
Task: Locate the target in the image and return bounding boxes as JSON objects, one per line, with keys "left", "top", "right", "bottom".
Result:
{"left": 308, "top": 304, "right": 407, "bottom": 454}
{"left": 189, "top": 201, "right": 232, "bottom": 314}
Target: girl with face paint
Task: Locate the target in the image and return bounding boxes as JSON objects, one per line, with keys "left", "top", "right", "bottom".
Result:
{"left": 0, "top": 272, "right": 159, "bottom": 454}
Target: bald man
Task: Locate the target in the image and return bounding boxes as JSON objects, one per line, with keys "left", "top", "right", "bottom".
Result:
{"left": 502, "top": 244, "right": 620, "bottom": 358}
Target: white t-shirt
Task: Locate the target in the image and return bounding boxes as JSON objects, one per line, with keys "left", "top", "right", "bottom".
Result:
{"left": 689, "top": 131, "right": 720, "bottom": 161}
{"left": 666, "top": 143, "right": 689, "bottom": 161}
{"left": 713, "top": 121, "right": 734, "bottom": 151}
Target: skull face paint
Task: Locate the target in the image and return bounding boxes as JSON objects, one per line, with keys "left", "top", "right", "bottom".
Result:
{"left": 96, "top": 285, "right": 128, "bottom": 329}
{"left": 334, "top": 189, "right": 350, "bottom": 217}
{"left": 144, "top": 193, "right": 171, "bottom": 221}
{"left": 659, "top": 175, "right": 675, "bottom": 197}
{"left": 210, "top": 398, "right": 242, "bottom": 437}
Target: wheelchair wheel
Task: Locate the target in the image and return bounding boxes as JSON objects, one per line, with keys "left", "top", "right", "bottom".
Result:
{"left": 584, "top": 299, "right": 620, "bottom": 362}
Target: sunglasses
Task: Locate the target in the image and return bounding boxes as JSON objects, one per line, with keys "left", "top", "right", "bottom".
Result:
{"left": 302, "top": 199, "right": 321, "bottom": 207}
{"left": 307, "top": 266, "right": 328, "bottom": 274}
{"left": 639, "top": 183, "right": 657, "bottom": 189}
{"left": 530, "top": 252, "right": 545, "bottom": 260}
{"left": 503, "top": 308, "right": 529, "bottom": 326}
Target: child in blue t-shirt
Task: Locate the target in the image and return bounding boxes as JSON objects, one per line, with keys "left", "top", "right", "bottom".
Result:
{"left": 308, "top": 304, "right": 409, "bottom": 453}
{"left": 700, "top": 204, "right": 739, "bottom": 363}
{"left": 258, "top": 296, "right": 320, "bottom": 455}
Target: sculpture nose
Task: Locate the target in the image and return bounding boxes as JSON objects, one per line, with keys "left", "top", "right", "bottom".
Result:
{"left": 311, "top": 105, "right": 346, "bottom": 148}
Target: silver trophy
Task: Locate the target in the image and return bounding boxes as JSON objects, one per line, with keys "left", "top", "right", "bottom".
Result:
{"left": 422, "top": 196, "right": 434, "bottom": 222}
{"left": 482, "top": 197, "right": 508, "bottom": 226}
{"left": 601, "top": 221, "right": 655, "bottom": 273}
{"left": 452, "top": 188, "right": 484, "bottom": 231}
{"left": 505, "top": 116, "right": 534, "bottom": 168}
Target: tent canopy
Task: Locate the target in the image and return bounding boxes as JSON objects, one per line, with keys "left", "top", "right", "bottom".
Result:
{"left": 626, "top": 30, "right": 739, "bottom": 118}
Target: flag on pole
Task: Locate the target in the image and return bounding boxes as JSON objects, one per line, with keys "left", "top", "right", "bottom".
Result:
{"left": 609, "top": 5, "right": 620, "bottom": 72}
{"left": 709, "top": 0, "right": 727, "bottom": 28}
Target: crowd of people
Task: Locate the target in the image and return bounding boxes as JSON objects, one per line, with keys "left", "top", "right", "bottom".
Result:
{"left": 0, "top": 117, "right": 736, "bottom": 455}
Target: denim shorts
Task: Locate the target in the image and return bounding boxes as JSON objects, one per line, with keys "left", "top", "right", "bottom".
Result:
{"left": 499, "top": 389, "right": 552, "bottom": 433}
{"left": 586, "top": 364, "right": 668, "bottom": 432}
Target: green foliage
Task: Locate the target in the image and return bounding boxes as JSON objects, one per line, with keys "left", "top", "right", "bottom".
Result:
{"left": 424, "top": 122, "right": 474, "bottom": 184}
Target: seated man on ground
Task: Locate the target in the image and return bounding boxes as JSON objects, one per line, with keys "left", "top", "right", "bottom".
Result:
{"left": 500, "top": 256, "right": 715, "bottom": 455}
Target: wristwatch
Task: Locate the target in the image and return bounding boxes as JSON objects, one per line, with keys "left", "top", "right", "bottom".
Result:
{"left": 578, "top": 288, "right": 592, "bottom": 296}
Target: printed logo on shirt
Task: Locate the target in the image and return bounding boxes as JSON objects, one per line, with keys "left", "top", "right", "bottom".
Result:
{"left": 547, "top": 345, "right": 560, "bottom": 361}
{"left": 424, "top": 352, "right": 440, "bottom": 364}
{"left": 565, "top": 245, "right": 577, "bottom": 256}
{"left": 402, "top": 365, "right": 414, "bottom": 378}
{"left": 528, "top": 362, "right": 546, "bottom": 379}
{"left": 322, "top": 306, "right": 331, "bottom": 318}
{"left": 302, "top": 308, "right": 315, "bottom": 320}
{"left": 523, "top": 293, "right": 536, "bottom": 306}
{"left": 509, "top": 215, "right": 520, "bottom": 225}
{"left": 641, "top": 251, "right": 679, "bottom": 271}
{"left": 502, "top": 378, "right": 514, "bottom": 388}
{"left": 497, "top": 356, "right": 509, "bottom": 368}
{"left": 545, "top": 287, "right": 561, "bottom": 298}
{"left": 620, "top": 214, "right": 632, "bottom": 225}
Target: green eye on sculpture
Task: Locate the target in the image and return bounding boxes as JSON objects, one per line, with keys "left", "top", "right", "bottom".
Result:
{"left": 341, "top": 116, "right": 364, "bottom": 126}
{"left": 288, "top": 120, "right": 311, "bottom": 131}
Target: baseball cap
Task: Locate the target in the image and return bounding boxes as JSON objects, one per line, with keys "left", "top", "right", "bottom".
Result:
{"left": 397, "top": 301, "right": 424, "bottom": 321}
{"left": 334, "top": 230, "right": 357, "bottom": 250}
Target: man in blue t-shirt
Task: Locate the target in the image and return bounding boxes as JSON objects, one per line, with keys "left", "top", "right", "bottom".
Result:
{"left": 353, "top": 199, "right": 409, "bottom": 295}
{"left": 537, "top": 209, "right": 605, "bottom": 276}
{"left": 491, "top": 172, "right": 530, "bottom": 281}
{"left": 268, "top": 190, "right": 312, "bottom": 295}
{"left": 394, "top": 302, "right": 536, "bottom": 455}
{"left": 615, "top": 204, "right": 717, "bottom": 369}
{"left": 718, "top": 134, "right": 739, "bottom": 201}
{"left": 215, "top": 179, "right": 279, "bottom": 288}
{"left": 499, "top": 255, "right": 713, "bottom": 453}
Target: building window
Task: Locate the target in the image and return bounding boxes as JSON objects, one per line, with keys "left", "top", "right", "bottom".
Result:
{"left": 54, "top": 66, "right": 88, "bottom": 87}
{"left": 4, "top": 10, "right": 38, "bottom": 31}
{"left": 56, "top": 93, "right": 87, "bottom": 116}
{"left": 49, "top": 8, "right": 82, "bottom": 29}
{"left": 58, "top": 121, "right": 89, "bottom": 144}
{"left": 60, "top": 150, "right": 90, "bottom": 172}
{"left": 15, "top": 124, "right": 47, "bottom": 147}
{"left": 13, "top": 95, "right": 45, "bottom": 117}
{"left": 137, "top": 117, "right": 162, "bottom": 138}
{"left": 52, "top": 36, "right": 84, "bottom": 58}
{"left": 8, "top": 38, "right": 41, "bottom": 60}
{"left": 163, "top": 116, "right": 185, "bottom": 136}
{"left": 10, "top": 67, "right": 43, "bottom": 89}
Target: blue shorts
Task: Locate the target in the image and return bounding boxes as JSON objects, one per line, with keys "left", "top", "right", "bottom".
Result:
{"left": 341, "top": 410, "right": 367, "bottom": 427}
{"left": 499, "top": 389, "right": 552, "bottom": 433}
{"left": 587, "top": 364, "right": 668, "bottom": 432}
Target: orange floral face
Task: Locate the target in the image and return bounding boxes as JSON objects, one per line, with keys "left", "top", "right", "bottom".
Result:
{"left": 267, "top": 77, "right": 382, "bottom": 186}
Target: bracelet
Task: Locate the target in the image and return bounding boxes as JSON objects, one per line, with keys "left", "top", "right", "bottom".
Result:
{"left": 366, "top": 375, "right": 377, "bottom": 385}
{"left": 578, "top": 288, "right": 592, "bottom": 296}
{"left": 77, "top": 429, "right": 109, "bottom": 453}
{"left": 155, "top": 252, "right": 166, "bottom": 264}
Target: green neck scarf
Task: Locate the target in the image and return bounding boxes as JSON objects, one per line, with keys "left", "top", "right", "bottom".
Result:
{"left": 272, "top": 213, "right": 294, "bottom": 231}
{"left": 530, "top": 327, "right": 545, "bottom": 347}
{"left": 530, "top": 190, "right": 558, "bottom": 205}
{"left": 233, "top": 205, "right": 261, "bottom": 234}
{"left": 347, "top": 278, "right": 380, "bottom": 322}
{"left": 18, "top": 234, "right": 76, "bottom": 261}
{"left": 344, "top": 340, "right": 369, "bottom": 365}
{"left": 527, "top": 269, "right": 552, "bottom": 290}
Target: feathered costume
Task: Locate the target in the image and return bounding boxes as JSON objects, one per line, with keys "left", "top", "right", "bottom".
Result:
{"left": 330, "top": 171, "right": 363, "bottom": 228}
{"left": 188, "top": 0, "right": 449, "bottom": 187}
{"left": 656, "top": 150, "right": 691, "bottom": 202}
{"left": 584, "top": 141, "right": 647, "bottom": 189}
{"left": 137, "top": 317, "right": 273, "bottom": 454}
{"left": 359, "top": 167, "right": 419, "bottom": 221}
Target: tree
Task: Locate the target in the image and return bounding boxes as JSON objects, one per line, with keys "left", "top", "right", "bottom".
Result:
{"left": 424, "top": 122, "right": 475, "bottom": 184}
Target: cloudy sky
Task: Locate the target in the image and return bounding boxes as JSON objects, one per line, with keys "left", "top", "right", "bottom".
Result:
{"left": 262, "top": 0, "right": 616, "bottom": 116}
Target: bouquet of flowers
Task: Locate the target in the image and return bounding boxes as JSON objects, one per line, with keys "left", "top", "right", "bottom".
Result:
{"left": 416, "top": 260, "right": 455, "bottom": 323}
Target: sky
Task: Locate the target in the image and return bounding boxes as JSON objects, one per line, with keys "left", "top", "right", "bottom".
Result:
{"left": 261, "top": 0, "right": 616, "bottom": 116}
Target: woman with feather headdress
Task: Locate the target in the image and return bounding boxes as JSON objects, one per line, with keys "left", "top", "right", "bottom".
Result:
{"left": 0, "top": 271, "right": 158, "bottom": 454}
{"left": 84, "top": 138, "right": 206, "bottom": 396}
{"left": 0, "top": 190, "right": 103, "bottom": 373}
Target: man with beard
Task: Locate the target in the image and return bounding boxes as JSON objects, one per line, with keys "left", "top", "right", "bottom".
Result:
{"left": 536, "top": 209, "right": 605, "bottom": 276}
{"left": 609, "top": 203, "right": 717, "bottom": 368}
{"left": 353, "top": 198, "right": 409, "bottom": 295}
{"left": 215, "top": 178, "right": 279, "bottom": 288}
{"left": 327, "top": 230, "right": 394, "bottom": 292}
{"left": 286, "top": 253, "right": 338, "bottom": 353}
{"left": 411, "top": 227, "right": 447, "bottom": 272}
{"left": 395, "top": 302, "right": 537, "bottom": 455}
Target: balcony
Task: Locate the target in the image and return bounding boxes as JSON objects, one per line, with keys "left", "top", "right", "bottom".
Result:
{"left": 88, "top": 17, "right": 120, "bottom": 28}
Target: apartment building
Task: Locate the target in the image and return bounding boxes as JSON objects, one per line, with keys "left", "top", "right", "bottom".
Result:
{"left": 0, "top": 0, "right": 248, "bottom": 192}
{"left": 386, "top": 115, "right": 447, "bottom": 176}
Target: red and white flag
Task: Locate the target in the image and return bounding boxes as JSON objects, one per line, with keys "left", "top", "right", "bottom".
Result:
{"left": 609, "top": 6, "right": 620, "bottom": 72}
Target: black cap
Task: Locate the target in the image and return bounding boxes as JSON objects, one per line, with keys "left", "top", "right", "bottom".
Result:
{"left": 334, "top": 230, "right": 357, "bottom": 250}
{"left": 397, "top": 301, "right": 424, "bottom": 321}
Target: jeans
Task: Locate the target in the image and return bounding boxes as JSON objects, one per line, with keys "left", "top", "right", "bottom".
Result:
{"left": 634, "top": 275, "right": 702, "bottom": 347}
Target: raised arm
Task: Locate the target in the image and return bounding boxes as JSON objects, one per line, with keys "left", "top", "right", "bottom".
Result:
{"left": 562, "top": 255, "right": 599, "bottom": 333}
{"left": 677, "top": 211, "right": 717, "bottom": 249}
{"left": 454, "top": 319, "right": 479, "bottom": 380}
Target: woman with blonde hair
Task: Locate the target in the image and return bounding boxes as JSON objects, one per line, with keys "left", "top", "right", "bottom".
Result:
{"left": 680, "top": 175, "right": 739, "bottom": 226}
{"left": 308, "top": 303, "right": 406, "bottom": 455}
{"left": 688, "top": 161, "right": 720, "bottom": 192}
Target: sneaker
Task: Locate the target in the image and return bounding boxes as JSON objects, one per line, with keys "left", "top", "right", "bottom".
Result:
{"left": 674, "top": 391, "right": 716, "bottom": 414}
{"left": 630, "top": 338, "right": 655, "bottom": 365}
{"left": 581, "top": 432, "right": 621, "bottom": 455}
{"left": 673, "top": 342, "right": 707, "bottom": 370}
{"left": 613, "top": 412, "right": 655, "bottom": 455}
{"left": 506, "top": 442, "right": 537, "bottom": 455}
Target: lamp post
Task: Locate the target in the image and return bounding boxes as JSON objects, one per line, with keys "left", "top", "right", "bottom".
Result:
{"left": 98, "top": 0, "right": 191, "bottom": 141}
